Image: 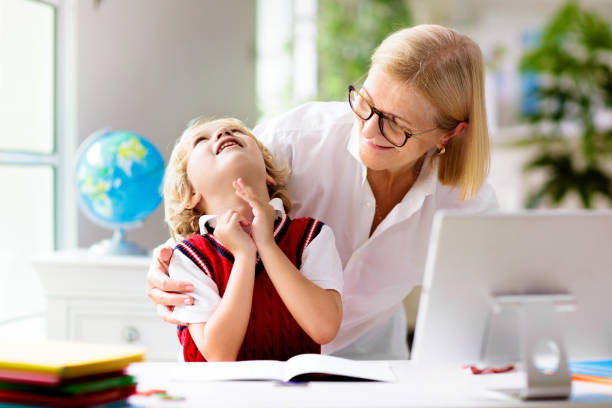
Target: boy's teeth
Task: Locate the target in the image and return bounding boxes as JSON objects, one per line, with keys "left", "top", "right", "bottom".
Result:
{"left": 219, "top": 141, "right": 238, "bottom": 153}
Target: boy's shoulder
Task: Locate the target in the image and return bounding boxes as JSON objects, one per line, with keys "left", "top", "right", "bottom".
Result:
{"left": 288, "top": 215, "right": 326, "bottom": 226}
{"left": 173, "top": 234, "right": 218, "bottom": 262}
{"left": 173, "top": 234, "right": 234, "bottom": 277}
{"left": 284, "top": 216, "right": 327, "bottom": 242}
{"left": 174, "top": 233, "right": 207, "bottom": 249}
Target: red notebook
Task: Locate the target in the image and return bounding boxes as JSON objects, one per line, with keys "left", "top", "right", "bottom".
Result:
{"left": 0, "top": 384, "right": 136, "bottom": 407}
{"left": 0, "top": 368, "right": 125, "bottom": 386}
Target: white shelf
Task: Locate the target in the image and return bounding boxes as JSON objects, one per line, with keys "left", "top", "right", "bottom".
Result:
{"left": 32, "top": 251, "right": 179, "bottom": 361}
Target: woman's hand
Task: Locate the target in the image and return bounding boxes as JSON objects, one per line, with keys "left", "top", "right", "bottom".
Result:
{"left": 214, "top": 209, "right": 257, "bottom": 258}
{"left": 146, "top": 246, "right": 195, "bottom": 325}
{"left": 233, "top": 178, "right": 275, "bottom": 247}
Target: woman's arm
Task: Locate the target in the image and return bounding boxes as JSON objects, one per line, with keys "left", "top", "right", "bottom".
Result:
{"left": 146, "top": 245, "right": 195, "bottom": 325}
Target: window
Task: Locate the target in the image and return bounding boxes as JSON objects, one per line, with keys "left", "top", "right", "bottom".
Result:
{"left": 0, "top": 0, "right": 74, "bottom": 335}
{"left": 256, "top": 0, "right": 317, "bottom": 122}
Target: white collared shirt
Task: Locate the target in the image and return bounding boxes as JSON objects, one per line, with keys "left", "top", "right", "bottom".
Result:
{"left": 170, "top": 198, "right": 344, "bottom": 324}
{"left": 254, "top": 102, "right": 498, "bottom": 358}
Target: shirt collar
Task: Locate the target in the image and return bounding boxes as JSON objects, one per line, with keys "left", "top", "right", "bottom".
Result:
{"left": 347, "top": 120, "right": 368, "bottom": 184}
{"left": 198, "top": 197, "right": 286, "bottom": 233}
{"left": 405, "top": 151, "right": 438, "bottom": 201}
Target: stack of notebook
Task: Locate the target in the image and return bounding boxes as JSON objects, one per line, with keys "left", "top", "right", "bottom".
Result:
{"left": 0, "top": 340, "right": 145, "bottom": 407}
{"left": 570, "top": 360, "right": 612, "bottom": 386}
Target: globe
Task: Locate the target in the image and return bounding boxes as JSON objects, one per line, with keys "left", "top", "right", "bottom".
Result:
{"left": 75, "top": 129, "right": 165, "bottom": 255}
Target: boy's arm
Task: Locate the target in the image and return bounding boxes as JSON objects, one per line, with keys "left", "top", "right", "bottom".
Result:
{"left": 257, "top": 242, "right": 342, "bottom": 345}
{"left": 190, "top": 209, "right": 257, "bottom": 361}
{"left": 233, "top": 178, "right": 342, "bottom": 345}
{"left": 188, "top": 252, "right": 256, "bottom": 361}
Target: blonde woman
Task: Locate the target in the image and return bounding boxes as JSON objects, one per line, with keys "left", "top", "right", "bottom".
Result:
{"left": 147, "top": 24, "right": 497, "bottom": 360}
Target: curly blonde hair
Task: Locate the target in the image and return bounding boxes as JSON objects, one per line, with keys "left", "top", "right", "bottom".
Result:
{"left": 163, "top": 117, "right": 291, "bottom": 242}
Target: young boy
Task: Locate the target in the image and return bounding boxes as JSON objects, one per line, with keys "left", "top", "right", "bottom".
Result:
{"left": 163, "top": 117, "right": 343, "bottom": 362}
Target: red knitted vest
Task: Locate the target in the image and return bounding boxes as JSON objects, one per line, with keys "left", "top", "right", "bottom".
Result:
{"left": 176, "top": 215, "right": 324, "bottom": 361}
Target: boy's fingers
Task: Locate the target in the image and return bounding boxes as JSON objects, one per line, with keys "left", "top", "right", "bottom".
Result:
{"left": 237, "top": 178, "right": 257, "bottom": 198}
{"left": 234, "top": 179, "right": 254, "bottom": 198}
{"left": 235, "top": 185, "right": 262, "bottom": 210}
{"left": 233, "top": 182, "right": 250, "bottom": 200}
{"left": 236, "top": 214, "right": 251, "bottom": 228}
{"left": 227, "top": 212, "right": 239, "bottom": 227}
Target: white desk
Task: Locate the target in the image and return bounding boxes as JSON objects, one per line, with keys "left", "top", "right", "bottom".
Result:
{"left": 127, "top": 361, "right": 612, "bottom": 407}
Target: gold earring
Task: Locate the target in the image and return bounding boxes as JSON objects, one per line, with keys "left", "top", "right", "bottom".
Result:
{"left": 438, "top": 146, "right": 446, "bottom": 156}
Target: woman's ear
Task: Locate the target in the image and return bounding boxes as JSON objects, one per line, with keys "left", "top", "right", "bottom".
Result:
{"left": 187, "top": 192, "right": 202, "bottom": 210}
{"left": 437, "top": 121, "right": 468, "bottom": 149}
{"left": 265, "top": 173, "right": 277, "bottom": 187}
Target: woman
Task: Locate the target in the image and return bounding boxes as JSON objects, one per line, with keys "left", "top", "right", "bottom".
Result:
{"left": 146, "top": 24, "right": 497, "bottom": 359}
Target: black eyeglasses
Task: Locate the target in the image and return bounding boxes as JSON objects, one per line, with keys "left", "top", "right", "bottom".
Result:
{"left": 347, "top": 84, "right": 438, "bottom": 148}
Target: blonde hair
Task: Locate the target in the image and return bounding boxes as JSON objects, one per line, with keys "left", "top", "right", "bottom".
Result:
{"left": 163, "top": 117, "right": 291, "bottom": 242}
{"left": 371, "top": 24, "right": 490, "bottom": 200}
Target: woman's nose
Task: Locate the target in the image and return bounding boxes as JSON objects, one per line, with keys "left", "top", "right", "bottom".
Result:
{"left": 361, "top": 115, "right": 382, "bottom": 140}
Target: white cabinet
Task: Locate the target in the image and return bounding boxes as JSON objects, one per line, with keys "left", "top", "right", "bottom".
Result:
{"left": 32, "top": 251, "right": 179, "bottom": 361}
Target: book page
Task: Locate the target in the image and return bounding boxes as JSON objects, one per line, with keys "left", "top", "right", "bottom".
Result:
{"left": 171, "top": 360, "right": 284, "bottom": 382}
{"left": 283, "top": 354, "right": 396, "bottom": 382}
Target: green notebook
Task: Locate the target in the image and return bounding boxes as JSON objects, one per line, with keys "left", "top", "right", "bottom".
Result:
{"left": 0, "top": 374, "right": 136, "bottom": 395}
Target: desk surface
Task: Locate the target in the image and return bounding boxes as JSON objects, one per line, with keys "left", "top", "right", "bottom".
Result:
{"left": 127, "top": 361, "right": 612, "bottom": 407}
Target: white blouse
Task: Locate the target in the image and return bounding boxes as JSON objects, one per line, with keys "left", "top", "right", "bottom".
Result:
{"left": 170, "top": 198, "right": 344, "bottom": 324}
{"left": 254, "top": 101, "right": 498, "bottom": 358}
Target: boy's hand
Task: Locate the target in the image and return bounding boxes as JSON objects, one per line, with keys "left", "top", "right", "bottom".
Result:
{"left": 214, "top": 209, "right": 257, "bottom": 258}
{"left": 233, "top": 178, "right": 275, "bottom": 247}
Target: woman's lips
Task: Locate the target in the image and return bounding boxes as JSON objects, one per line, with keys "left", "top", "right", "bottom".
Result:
{"left": 365, "top": 139, "right": 394, "bottom": 151}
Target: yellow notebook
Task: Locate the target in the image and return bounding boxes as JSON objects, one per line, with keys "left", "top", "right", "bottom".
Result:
{"left": 0, "top": 341, "right": 145, "bottom": 380}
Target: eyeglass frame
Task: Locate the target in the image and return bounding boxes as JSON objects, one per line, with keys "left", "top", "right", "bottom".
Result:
{"left": 347, "top": 84, "right": 439, "bottom": 148}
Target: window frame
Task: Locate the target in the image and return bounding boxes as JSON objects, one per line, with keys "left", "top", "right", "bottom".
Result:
{"left": 0, "top": 0, "right": 77, "bottom": 250}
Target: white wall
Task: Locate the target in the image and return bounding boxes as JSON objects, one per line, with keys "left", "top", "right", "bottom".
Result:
{"left": 77, "top": 0, "right": 256, "bottom": 250}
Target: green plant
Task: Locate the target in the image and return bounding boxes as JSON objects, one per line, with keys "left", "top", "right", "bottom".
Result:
{"left": 317, "top": 0, "right": 412, "bottom": 101}
{"left": 518, "top": 0, "right": 612, "bottom": 208}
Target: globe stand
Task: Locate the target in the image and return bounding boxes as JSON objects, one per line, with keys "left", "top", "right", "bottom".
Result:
{"left": 90, "top": 228, "right": 148, "bottom": 256}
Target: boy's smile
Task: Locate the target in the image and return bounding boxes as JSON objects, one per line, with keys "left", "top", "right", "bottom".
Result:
{"left": 215, "top": 137, "right": 243, "bottom": 155}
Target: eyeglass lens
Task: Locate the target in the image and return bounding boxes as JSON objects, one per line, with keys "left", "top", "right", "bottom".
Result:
{"left": 349, "top": 88, "right": 407, "bottom": 147}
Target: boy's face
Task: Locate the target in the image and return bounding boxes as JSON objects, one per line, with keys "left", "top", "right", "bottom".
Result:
{"left": 185, "top": 120, "right": 267, "bottom": 212}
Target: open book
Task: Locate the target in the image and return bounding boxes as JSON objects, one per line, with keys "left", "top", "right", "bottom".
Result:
{"left": 171, "top": 354, "right": 396, "bottom": 383}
